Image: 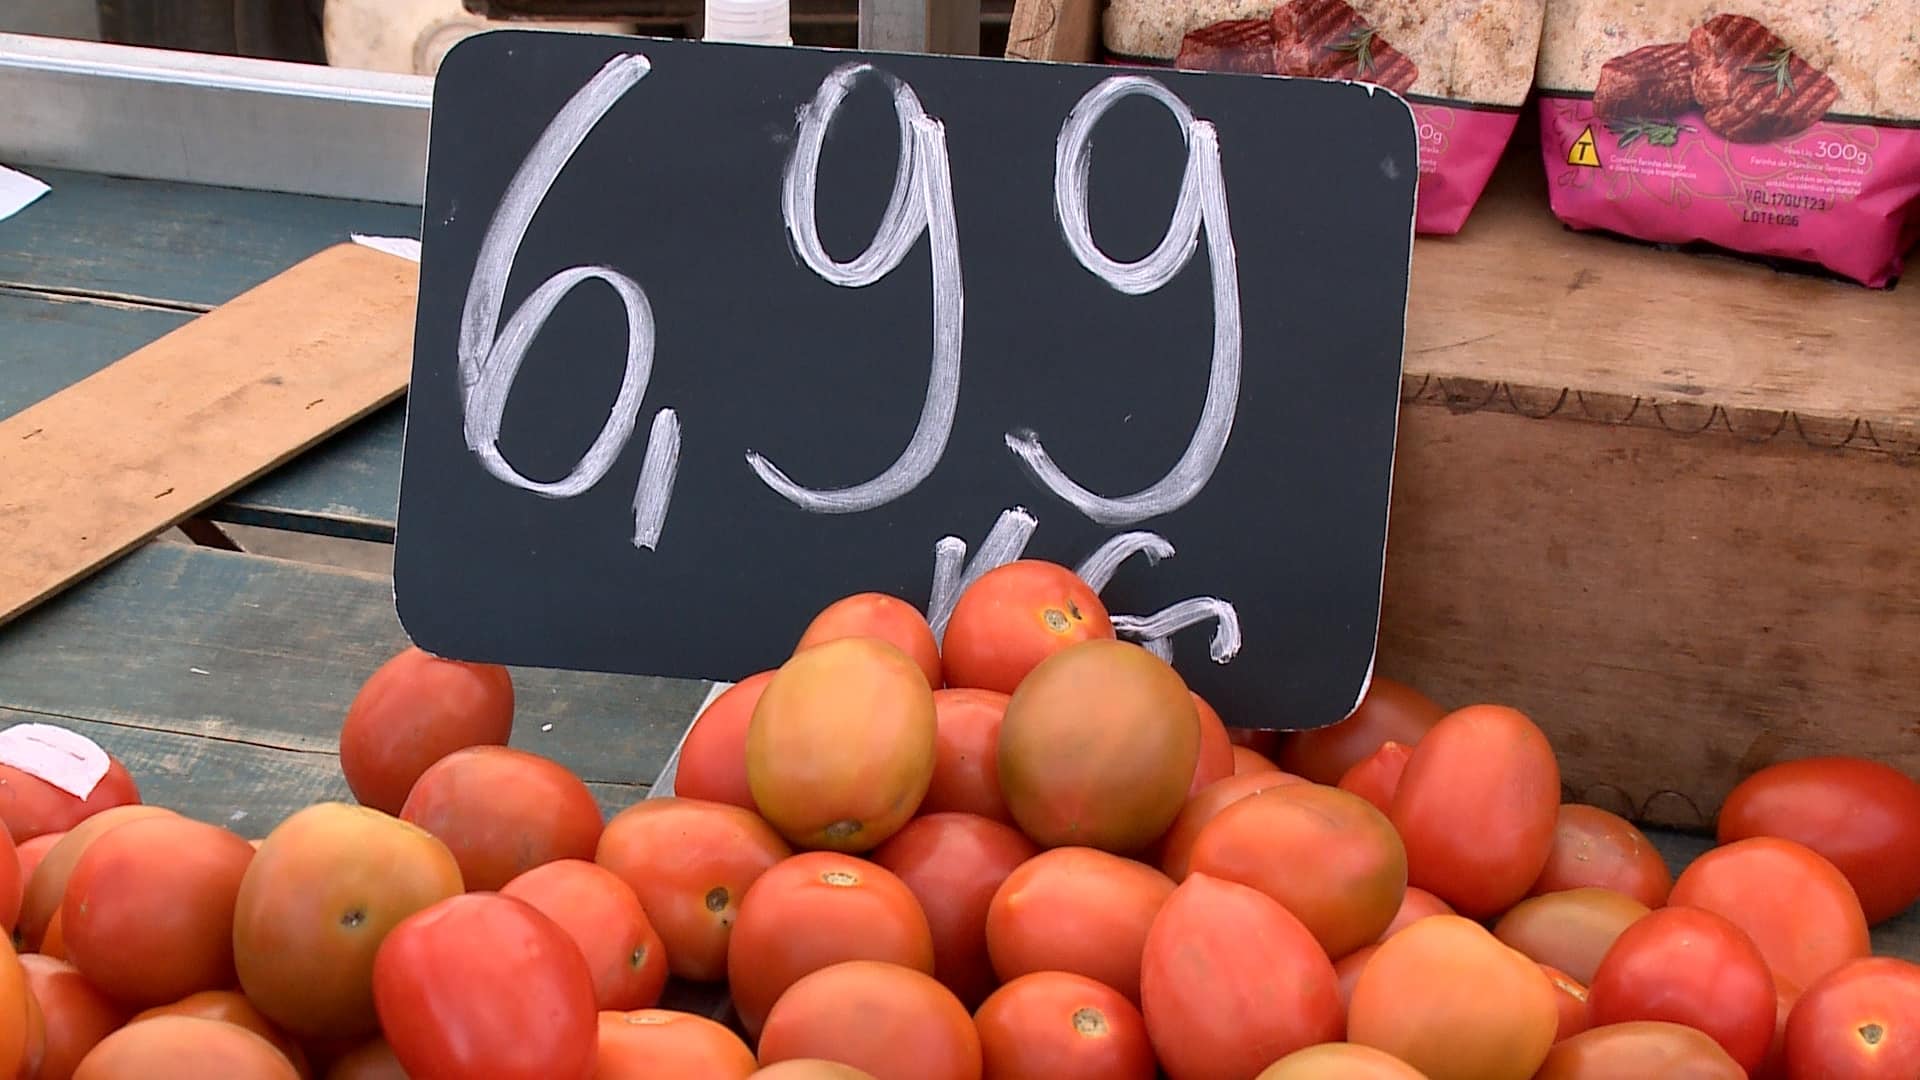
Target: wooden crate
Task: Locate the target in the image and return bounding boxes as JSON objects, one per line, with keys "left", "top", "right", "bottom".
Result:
{"left": 1004, "top": 0, "right": 1920, "bottom": 830}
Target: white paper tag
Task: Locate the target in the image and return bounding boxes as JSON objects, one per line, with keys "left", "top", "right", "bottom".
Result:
{"left": 350, "top": 233, "right": 423, "bottom": 262}
{"left": 0, "top": 723, "right": 111, "bottom": 799}
{"left": 0, "top": 165, "right": 50, "bottom": 223}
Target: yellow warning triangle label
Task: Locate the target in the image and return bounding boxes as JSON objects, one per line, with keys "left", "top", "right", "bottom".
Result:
{"left": 1568, "top": 127, "right": 1602, "bottom": 168}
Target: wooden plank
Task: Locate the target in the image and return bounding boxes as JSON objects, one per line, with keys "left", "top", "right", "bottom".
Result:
{"left": 215, "top": 402, "right": 404, "bottom": 542}
{"left": 0, "top": 291, "right": 193, "bottom": 422}
{"left": 0, "top": 542, "right": 707, "bottom": 788}
{"left": 0, "top": 244, "right": 416, "bottom": 626}
{"left": 0, "top": 168, "right": 419, "bottom": 308}
{"left": 1003, "top": 0, "right": 1097, "bottom": 62}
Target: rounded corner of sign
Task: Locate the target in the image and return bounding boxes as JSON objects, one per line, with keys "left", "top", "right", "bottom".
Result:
{"left": 433, "top": 25, "right": 519, "bottom": 83}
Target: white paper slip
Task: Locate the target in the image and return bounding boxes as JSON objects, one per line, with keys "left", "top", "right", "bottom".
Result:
{"left": 0, "top": 165, "right": 50, "bottom": 223}
{"left": 351, "top": 233, "right": 423, "bottom": 262}
{"left": 0, "top": 722, "right": 111, "bottom": 799}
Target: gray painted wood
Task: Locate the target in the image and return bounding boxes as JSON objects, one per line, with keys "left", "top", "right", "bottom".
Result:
{"left": 217, "top": 401, "right": 403, "bottom": 541}
{"left": 0, "top": 290, "right": 192, "bottom": 421}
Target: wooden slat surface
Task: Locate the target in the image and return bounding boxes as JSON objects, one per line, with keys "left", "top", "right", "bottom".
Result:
{"left": 0, "top": 291, "right": 193, "bottom": 422}
{"left": 215, "top": 403, "right": 405, "bottom": 542}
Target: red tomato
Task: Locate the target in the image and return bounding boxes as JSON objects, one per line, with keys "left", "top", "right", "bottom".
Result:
{"left": 1668, "top": 836, "right": 1870, "bottom": 992}
{"left": 1543, "top": 964, "right": 1591, "bottom": 1044}
{"left": 1230, "top": 745, "right": 1281, "bottom": 776}
{"left": 61, "top": 815, "right": 255, "bottom": 1007}
{"left": 1336, "top": 741, "right": 1411, "bottom": 815}
{"left": 1140, "top": 873, "right": 1342, "bottom": 1080}
{"left": 0, "top": 936, "right": 25, "bottom": 1079}
{"left": 725, "top": 851, "right": 934, "bottom": 1040}
{"left": 596, "top": 1009, "right": 756, "bottom": 1079}
{"left": 985, "top": 846, "right": 1174, "bottom": 1004}
{"left": 1754, "top": 972, "right": 1799, "bottom": 1080}
{"left": 1254, "top": 1043, "right": 1428, "bottom": 1079}
{"left": 1784, "top": 956, "right": 1920, "bottom": 1079}
{"left": 499, "top": 859, "right": 668, "bottom": 1011}
{"left": 15, "top": 830, "right": 62, "bottom": 887}
{"left": 941, "top": 561, "right": 1113, "bottom": 694}
{"left": 1532, "top": 1020, "right": 1746, "bottom": 1079}
{"left": 1156, "top": 770, "right": 1307, "bottom": 882}
{"left": 20, "top": 954, "right": 128, "bottom": 1080}
{"left": 870, "top": 812, "right": 1037, "bottom": 1007}
{"left": 1186, "top": 694, "right": 1236, "bottom": 797}
{"left": 1335, "top": 944, "right": 1377, "bottom": 1019}
{"left": 1348, "top": 915, "right": 1558, "bottom": 1080}
{"left": 1585, "top": 904, "right": 1774, "bottom": 1073}
{"left": 372, "top": 893, "right": 597, "bottom": 1080}
{"left": 795, "top": 592, "right": 943, "bottom": 690}
{"left": 319, "top": 1038, "right": 407, "bottom": 1080}
{"left": 1377, "top": 885, "right": 1454, "bottom": 942}
{"left": 1389, "top": 704, "right": 1560, "bottom": 919}
{"left": 1188, "top": 783, "right": 1406, "bottom": 959}
{"left": 337, "top": 646, "right": 514, "bottom": 815}
{"left": 672, "top": 672, "right": 775, "bottom": 812}
{"left": 399, "top": 745, "right": 603, "bottom": 892}
{"left": 0, "top": 752, "right": 141, "bottom": 844}
{"left": 756, "top": 960, "right": 981, "bottom": 1080}
{"left": 1530, "top": 804, "right": 1673, "bottom": 908}
{"left": 1718, "top": 756, "right": 1920, "bottom": 925}
{"left": 1492, "top": 887, "right": 1651, "bottom": 986}
{"left": 1278, "top": 676, "right": 1444, "bottom": 785}
{"left": 975, "top": 971, "right": 1156, "bottom": 1080}
{"left": 594, "top": 797, "right": 791, "bottom": 982}
{"left": 751, "top": 1062, "right": 877, "bottom": 1080}
{"left": 920, "top": 689, "right": 1015, "bottom": 823}
{"left": 72, "top": 1015, "right": 298, "bottom": 1080}
{"left": 131, "top": 990, "right": 310, "bottom": 1078}
{"left": 18, "top": 806, "right": 174, "bottom": 952}
{"left": 0, "top": 823, "right": 17, "bottom": 937}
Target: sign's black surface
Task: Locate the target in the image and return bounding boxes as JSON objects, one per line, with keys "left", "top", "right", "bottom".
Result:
{"left": 393, "top": 29, "right": 1416, "bottom": 729}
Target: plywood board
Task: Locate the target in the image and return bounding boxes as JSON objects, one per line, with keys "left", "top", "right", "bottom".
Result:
{"left": 0, "top": 243, "right": 418, "bottom": 626}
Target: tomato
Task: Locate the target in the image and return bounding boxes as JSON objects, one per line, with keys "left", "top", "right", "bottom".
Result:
{"left": 941, "top": 560, "right": 1114, "bottom": 694}
{"left": 1389, "top": 704, "right": 1560, "bottom": 918}
{"left": 1336, "top": 740, "right": 1411, "bottom": 815}
{"left": 757, "top": 960, "right": 982, "bottom": 1080}
{"left": 0, "top": 752, "right": 141, "bottom": 844}
{"left": 921, "top": 689, "right": 1015, "bottom": 824}
{"left": 20, "top": 955, "right": 127, "bottom": 1080}
{"left": 1718, "top": 756, "right": 1920, "bottom": 925}
{"left": 1230, "top": 746, "right": 1281, "bottom": 776}
{"left": 39, "top": 909, "right": 66, "bottom": 959}
{"left": 1278, "top": 675, "right": 1444, "bottom": 785}
{"left": 595, "top": 1009, "right": 757, "bottom": 1079}
{"left": 1156, "top": 770, "right": 1307, "bottom": 882}
{"left": 18, "top": 806, "right": 174, "bottom": 950}
{"left": 131, "top": 990, "right": 309, "bottom": 1077}
{"left": 1348, "top": 915, "right": 1557, "bottom": 1080}
{"left": 593, "top": 797, "right": 790, "bottom": 982}
{"left": 233, "top": 803, "right": 463, "bottom": 1040}
{"left": 499, "top": 859, "right": 668, "bottom": 1011}
{"left": 1543, "top": 964, "right": 1591, "bottom": 1043}
{"left": 725, "top": 851, "right": 934, "bottom": 1039}
{"left": 1754, "top": 972, "right": 1799, "bottom": 1080}
{"left": 672, "top": 671, "right": 774, "bottom": 812}
{"left": 399, "top": 745, "right": 603, "bottom": 892}
{"left": 794, "top": 592, "right": 943, "bottom": 690}
{"left": 1334, "top": 944, "right": 1376, "bottom": 1019}
{"left": 1668, "top": 836, "right": 1870, "bottom": 992}
{"left": 746, "top": 637, "right": 936, "bottom": 852}
{"left": 1140, "top": 873, "right": 1341, "bottom": 1080}
{"left": 985, "top": 846, "right": 1174, "bottom": 1004}
{"left": 0, "top": 824, "right": 17, "bottom": 941}
{"left": 974, "top": 971, "right": 1155, "bottom": 1080}
{"left": 1377, "top": 885, "right": 1453, "bottom": 942}
{"left": 372, "top": 893, "right": 596, "bottom": 1080}
{"left": 1585, "top": 904, "right": 1773, "bottom": 1072}
{"left": 1188, "top": 783, "right": 1406, "bottom": 959}
{"left": 870, "top": 812, "right": 1037, "bottom": 1007}
{"left": 319, "top": 1038, "right": 406, "bottom": 1080}
{"left": 1530, "top": 804, "right": 1673, "bottom": 908}
{"left": 14, "top": 830, "right": 62, "bottom": 889}
{"left": 1533, "top": 1020, "right": 1746, "bottom": 1079}
{"left": 751, "top": 1062, "right": 877, "bottom": 1079}
{"left": 1253, "top": 1042, "right": 1428, "bottom": 1079}
{"left": 1186, "top": 694, "right": 1236, "bottom": 797}
{"left": 1784, "top": 956, "right": 1920, "bottom": 1079}
{"left": 72, "top": 1015, "right": 298, "bottom": 1079}
{"left": 1491, "top": 887, "right": 1650, "bottom": 986}
{"left": 998, "top": 640, "right": 1198, "bottom": 853}
{"left": 21, "top": 986, "right": 44, "bottom": 1080}
{"left": 61, "top": 815, "right": 254, "bottom": 1007}
{"left": 1, "top": 936, "right": 33, "bottom": 1080}
{"left": 337, "top": 646, "right": 514, "bottom": 816}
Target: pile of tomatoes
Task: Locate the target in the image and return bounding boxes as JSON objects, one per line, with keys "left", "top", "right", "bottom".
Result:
{"left": 0, "top": 558, "right": 1917, "bottom": 1079}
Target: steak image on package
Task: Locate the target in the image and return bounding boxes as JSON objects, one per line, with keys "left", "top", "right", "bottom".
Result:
{"left": 1105, "top": 0, "right": 1546, "bottom": 235}
{"left": 1536, "top": 0, "right": 1920, "bottom": 287}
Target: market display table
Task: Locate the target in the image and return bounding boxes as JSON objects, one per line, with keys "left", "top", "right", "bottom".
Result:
{"left": 2, "top": 164, "right": 1916, "bottom": 960}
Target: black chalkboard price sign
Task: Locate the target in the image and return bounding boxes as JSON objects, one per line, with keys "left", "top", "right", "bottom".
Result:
{"left": 392, "top": 29, "right": 1417, "bottom": 731}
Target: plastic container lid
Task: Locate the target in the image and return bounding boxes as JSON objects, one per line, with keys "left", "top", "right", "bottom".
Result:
{"left": 705, "top": 0, "right": 792, "bottom": 45}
